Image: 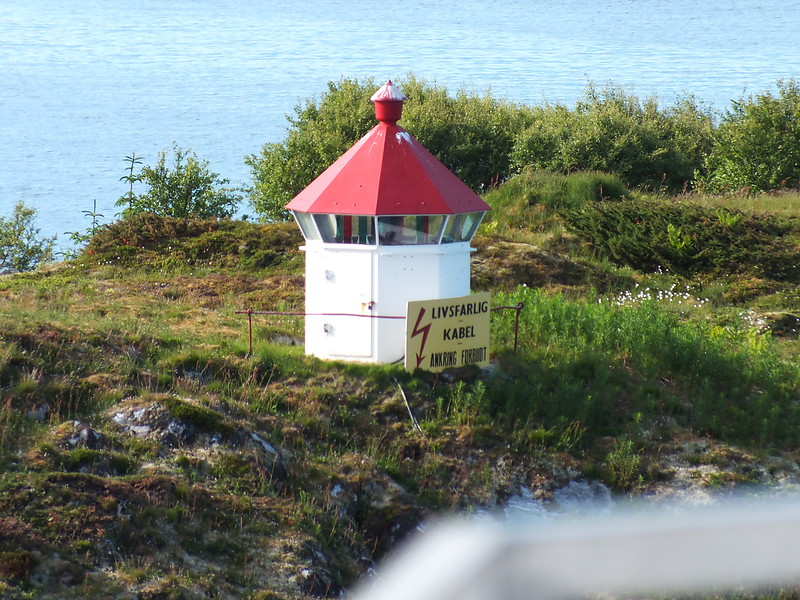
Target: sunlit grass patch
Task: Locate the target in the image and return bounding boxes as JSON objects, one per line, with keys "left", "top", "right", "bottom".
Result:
{"left": 676, "top": 189, "right": 800, "bottom": 217}
{"left": 491, "top": 285, "right": 800, "bottom": 449}
{"left": 480, "top": 170, "right": 630, "bottom": 246}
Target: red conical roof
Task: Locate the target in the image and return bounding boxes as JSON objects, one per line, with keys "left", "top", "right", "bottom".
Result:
{"left": 285, "top": 82, "right": 490, "bottom": 216}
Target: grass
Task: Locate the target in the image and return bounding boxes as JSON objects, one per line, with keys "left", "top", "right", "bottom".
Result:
{"left": 490, "top": 284, "right": 800, "bottom": 448}
{"left": 477, "top": 174, "right": 800, "bottom": 456}
{"left": 481, "top": 170, "right": 630, "bottom": 248}
{"left": 676, "top": 188, "right": 800, "bottom": 215}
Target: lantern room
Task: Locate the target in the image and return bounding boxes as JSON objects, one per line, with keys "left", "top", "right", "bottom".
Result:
{"left": 286, "top": 80, "right": 490, "bottom": 364}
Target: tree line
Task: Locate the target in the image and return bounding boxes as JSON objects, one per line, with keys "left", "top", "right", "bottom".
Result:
{"left": 246, "top": 76, "right": 800, "bottom": 221}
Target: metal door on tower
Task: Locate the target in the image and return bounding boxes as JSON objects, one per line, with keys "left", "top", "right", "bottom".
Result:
{"left": 319, "top": 251, "right": 373, "bottom": 358}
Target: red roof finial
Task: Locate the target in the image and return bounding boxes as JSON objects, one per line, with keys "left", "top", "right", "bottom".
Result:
{"left": 370, "top": 80, "right": 407, "bottom": 124}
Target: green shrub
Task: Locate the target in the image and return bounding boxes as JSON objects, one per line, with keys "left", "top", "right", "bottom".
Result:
{"left": 562, "top": 171, "right": 630, "bottom": 205}
{"left": 559, "top": 200, "right": 800, "bottom": 279}
{"left": 0, "top": 201, "right": 55, "bottom": 274}
{"left": 603, "top": 438, "right": 642, "bottom": 490}
{"left": 703, "top": 79, "right": 800, "bottom": 193}
{"left": 118, "top": 143, "right": 242, "bottom": 219}
{"left": 510, "top": 84, "right": 714, "bottom": 192}
{"left": 399, "top": 77, "right": 532, "bottom": 193}
{"left": 246, "top": 78, "right": 377, "bottom": 222}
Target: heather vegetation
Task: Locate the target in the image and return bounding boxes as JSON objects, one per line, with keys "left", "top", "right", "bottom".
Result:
{"left": 1, "top": 76, "right": 800, "bottom": 599}
{"left": 559, "top": 199, "right": 799, "bottom": 279}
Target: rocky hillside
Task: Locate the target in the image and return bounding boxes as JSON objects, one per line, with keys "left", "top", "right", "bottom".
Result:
{"left": 1, "top": 215, "right": 799, "bottom": 600}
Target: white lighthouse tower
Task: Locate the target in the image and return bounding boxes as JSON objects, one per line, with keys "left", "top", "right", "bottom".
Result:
{"left": 286, "top": 80, "right": 490, "bottom": 364}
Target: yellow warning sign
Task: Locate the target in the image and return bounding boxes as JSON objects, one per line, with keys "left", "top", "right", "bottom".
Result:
{"left": 405, "top": 292, "right": 491, "bottom": 373}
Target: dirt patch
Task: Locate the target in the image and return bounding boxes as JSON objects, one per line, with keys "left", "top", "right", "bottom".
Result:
{"left": 472, "top": 238, "right": 594, "bottom": 291}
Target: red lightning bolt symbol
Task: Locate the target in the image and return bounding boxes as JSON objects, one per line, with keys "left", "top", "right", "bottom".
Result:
{"left": 410, "top": 307, "right": 431, "bottom": 369}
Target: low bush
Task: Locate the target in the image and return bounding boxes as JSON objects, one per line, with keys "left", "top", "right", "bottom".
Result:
{"left": 87, "top": 212, "right": 212, "bottom": 252}
{"left": 510, "top": 85, "right": 714, "bottom": 192}
{"left": 0, "top": 201, "right": 55, "bottom": 274}
{"left": 602, "top": 438, "right": 642, "bottom": 491}
{"left": 84, "top": 214, "right": 302, "bottom": 271}
{"left": 703, "top": 79, "right": 800, "bottom": 193}
{"left": 559, "top": 200, "right": 800, "bottom": 280}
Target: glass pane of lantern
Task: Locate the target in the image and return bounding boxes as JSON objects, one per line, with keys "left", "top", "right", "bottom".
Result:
{"left": 350, "top": 216, "right": 376, "bottom": 244}
{"left": 460, "top": 212, "right": 484, "bottom": 241}
{"left": 423, "top": 215, "right": 445, "bottom": 243}
{"left": 377, "top": 217, "right": 403, "bottom": 245}
{"left": 377, "top": 215, "right": 444, "bottom": 245}
{"left": 313, "top": 214, "right": 339, "bottom": 242}
{"left": 294, "top": 212, "right": 320, "bottom": 240}
{"left": 441, "top": 212, "right": 485, "bottom": 243}
{"left": 312, "top": 214, "right": 376, "bottom": 244}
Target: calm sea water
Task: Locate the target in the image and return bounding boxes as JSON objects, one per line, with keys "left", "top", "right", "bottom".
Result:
{"left": 2, "top": 0, "right": 800, "bottom": 249}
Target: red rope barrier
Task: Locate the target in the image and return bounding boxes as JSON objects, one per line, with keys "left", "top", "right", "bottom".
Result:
{"left": 235, "top": 302, "right": 525, "bottom": 356}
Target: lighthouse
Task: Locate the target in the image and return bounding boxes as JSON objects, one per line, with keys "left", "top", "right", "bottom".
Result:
{"left": 286, "top": 80, "right": 490, "bottom": 364}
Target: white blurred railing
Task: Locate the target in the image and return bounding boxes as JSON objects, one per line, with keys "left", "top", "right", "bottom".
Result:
{"left": 354, "top": 497, "right": 800, "bottom": 600}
